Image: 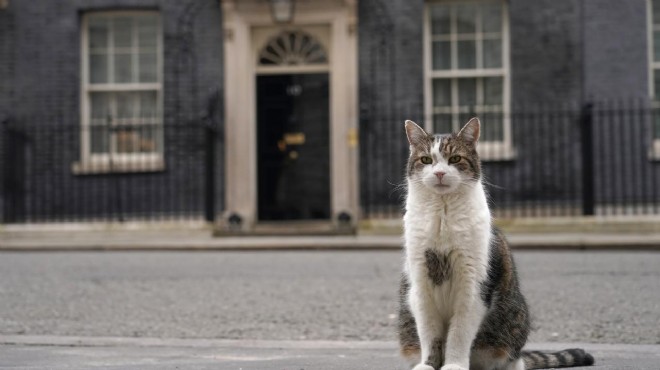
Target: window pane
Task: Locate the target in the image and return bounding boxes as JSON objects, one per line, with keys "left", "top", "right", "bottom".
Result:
{"left": 113, "top": 53, "right": 133, "bottom": 83}
{"left": 116, "top": 128, "right": 139, "bottom": 153}
{"left": 90, "top": 125, "right": 110, "bottom": 154}
{"left": 654, "top": 0, "right": 660, "bottom": 24}
{"left": 430, "top": 5, "right": 451, "bottom": 35}
{"left": 115, "top": 121, "right": 159, "bottom": 154}
{"left": 89, "top": 17, "right": 109, "bottom": 50}
{"left": 137, "top": 124, "right": 159, "bottom": 153}
{"left": 458, "top": 78, "right": 477, "bottom": 107}
{"left": 433, "top": 114, "right": 453, "bottom": 134}
{"left": 89, "top": 54, "right": 108, "bottom": 83}
{"left": 483, "top": 39, "right": 502, "bottom": 68}
{"left": 433, "top": 79, "right": 452, "bottom": 107}
{"left": 654, "top": 31, "right": 660, "bottom": 62}
{"left": 432, "top": 41, "right": 451, "bottom": 70}
{"left": 654, "top": 72, "right": 660, "bottom": 98}
{"left": 483, "top": 77, "right": 503, "bottom": 105}
{"left": 456, "top": 4, "right": 477, "bottom": 34}
{"left": 89, "top": 93, "right": 111, "bottom": 154}
{"left": 481, "top": 4, "right": 502, "bottom": 34}
{"left": 137, "top": 16, "right": 158, "bottom": 50}
{"left": 90, "top": 93, "right": 111, "bottom": 120}
{"left": 139, "top": 91, "right": 158, "bottom": 118}
{"left": 138, "top": 52, "right": 157, "bottom": 82}
{"left": 116, "top": 92, "right": 137, "bottom": 120}
{"left": 113, "top": 17, "right": 133, "bottom": 49}
{"left": 481, "top": 112, "right": 504, "bottom": 141}
{"left": 457, "top": 40, "right": 476, "bottom": 69}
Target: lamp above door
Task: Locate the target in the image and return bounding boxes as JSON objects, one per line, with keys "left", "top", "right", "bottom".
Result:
{"left": 269, "top": 0, "right": 295, "bottom": 23}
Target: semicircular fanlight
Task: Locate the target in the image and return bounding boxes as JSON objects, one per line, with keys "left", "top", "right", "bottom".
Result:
{"left": 258, "top": 30, "right": 328, "bottom": 66}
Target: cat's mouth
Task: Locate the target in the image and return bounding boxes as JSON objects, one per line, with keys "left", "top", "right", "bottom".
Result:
{"left": 434, "top": 183, "right": 450, "bottom": 188}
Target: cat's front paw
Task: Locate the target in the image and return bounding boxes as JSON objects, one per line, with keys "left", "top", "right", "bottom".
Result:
{"left": 440, "top": 365, "right": 467, "bottom": 370}
{"left": 412, "top": 364, "right": 435, "bottom": 370}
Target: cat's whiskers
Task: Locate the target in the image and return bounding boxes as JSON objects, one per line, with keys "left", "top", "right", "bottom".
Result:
{"left": 479, "top": 175, "right": 504, "bottom": 190}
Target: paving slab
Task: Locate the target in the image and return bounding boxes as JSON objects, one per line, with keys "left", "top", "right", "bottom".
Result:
{"left": 2, "top": 229, "right": 660, "bottom": 250}
{"left": 1, "top": 336, "right": 659, "bottom": 370}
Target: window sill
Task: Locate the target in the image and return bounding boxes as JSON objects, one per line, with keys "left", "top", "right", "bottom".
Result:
{"left": 72, "top": 158, "right": 165, "bottom": 175}
{"left": 478, "top": 144, "right": 516, "bottom": 162}
{"left": 650, "top": 141, "right": 660, "bottom": 161}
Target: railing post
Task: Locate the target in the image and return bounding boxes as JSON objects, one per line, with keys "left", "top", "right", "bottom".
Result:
{"left": 580, "top": 103, "right": 595, "bottom": 216}
{"left": 204, "top": 124, "right": 216, "bottom": 222}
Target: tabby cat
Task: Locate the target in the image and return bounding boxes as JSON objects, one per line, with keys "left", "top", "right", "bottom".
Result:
{"left": 398, "top": 118, "right": 594, "bottom": 370}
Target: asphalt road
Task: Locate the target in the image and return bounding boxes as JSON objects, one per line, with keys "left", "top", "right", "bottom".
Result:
{"left": 0, "top": 250, "right": 658, "bottom": 345}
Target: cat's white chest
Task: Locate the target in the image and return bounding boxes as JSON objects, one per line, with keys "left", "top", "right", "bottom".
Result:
{"left": 403, "top": 184, "right": 492, "bottom": 301}
{"left": 404, "top": 196, "right": 490, "bottom": 253}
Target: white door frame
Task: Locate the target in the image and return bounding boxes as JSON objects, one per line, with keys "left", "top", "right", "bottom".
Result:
{"left": 221, "top": 0, "right": 359, "bottom": 231}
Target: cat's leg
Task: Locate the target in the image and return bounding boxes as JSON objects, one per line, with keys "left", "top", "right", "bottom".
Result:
{"left": 408, "top": 280, "right": 444, "bottom": 370}
{"left": 442, "top": 281, "right": 487, "bottom": 370}
{"left": 398, "top": 274, "right": 422, "bottom": 366}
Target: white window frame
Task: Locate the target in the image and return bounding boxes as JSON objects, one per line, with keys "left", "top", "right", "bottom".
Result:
{"left": 648, "top": 0, "right": 660, "bottom": 159}
{"left": 424, "top": 0, "right": 514, "bottom": 160}
{"left": 74, "top": 11, "right": 164, "bottom": 174}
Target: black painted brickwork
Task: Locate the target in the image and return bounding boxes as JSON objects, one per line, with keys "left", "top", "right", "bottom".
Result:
{"left": 0, "top": 0, "right": 224, "bottom": 221}
{"left": 2, "top": 0, "right": 659, "bottom": 221}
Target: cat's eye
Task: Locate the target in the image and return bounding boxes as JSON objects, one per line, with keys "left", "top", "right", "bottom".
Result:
{"left": 448, "top": 155, "right": 461, "bottom": 164}
{"left": 420, "top": 156, "right": 432, "bottom": 165}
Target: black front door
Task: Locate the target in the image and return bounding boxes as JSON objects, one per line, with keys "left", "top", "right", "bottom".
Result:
{"left": 256, "top": 73, "right": 330, "bottom": 221}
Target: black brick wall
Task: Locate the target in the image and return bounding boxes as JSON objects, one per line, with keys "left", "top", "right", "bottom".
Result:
{"left": 510, "top": 0, "right": 583, "bottom": 104}
{"left": 2, "top": 0, "right": 658, "bottom": 221}
{"left": 583, "top": 0, "right": 649, "bottom": 99}
{"left": 0, "top": 5, "right": 16, "bottom": 222}
{"left": 1, "top": 0, "right": 224, "bottom": 222}
{"left": 358, "top": 0, "right": 424, "bottom": 214}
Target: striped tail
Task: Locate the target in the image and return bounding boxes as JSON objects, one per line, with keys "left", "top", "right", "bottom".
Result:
{"left": 522, "top": 348, "right": 594, "bottom": 369}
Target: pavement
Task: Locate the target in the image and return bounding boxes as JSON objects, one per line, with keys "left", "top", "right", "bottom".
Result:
{"left": 0, "top": 250, "right": 659, "bottom": 369}
{"left": 1, "top": 336, "right": 659, "bottom": 369}
{"left": 2, "top": 227, "right": 660, "bottom": 250}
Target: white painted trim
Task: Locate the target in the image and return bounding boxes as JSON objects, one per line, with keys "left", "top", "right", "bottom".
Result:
{"left": 255, "top": 65, "right": 330, "bottom": 74}
{"left": 87, "top": 83, "right": 162, "bottom": 91}
{"left": 423, "top": 0, "right": 514, "bottom": 161}
{"left": 72, "top": 156, "right": 165, "bottom": 175}
{"left": 647, "top": 0, "right": 660, "bottom": 157}
{"left": 423, "top": 2, "right": 433, "bottom": 131}
{"left": 648, "top": 0, "right": 654, "bottom": 98}
{"left": 222, "top": 1, "right": 255, "bottom": 226}
{"left": 255, "top": 28, "right": 330, "bottom": 70}
{"left": 81, "top": 15, "right": 90, "bottom": 162}
{"left": 222, "top": 0, "right": 359, "bottom": 230}
{"left": 501, "top": 0, "right": 512, "bottom": 158}
{"left": 79, "top": 11, "right": 164, "bottom": 173}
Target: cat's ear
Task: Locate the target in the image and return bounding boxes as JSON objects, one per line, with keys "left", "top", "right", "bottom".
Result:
{"left": 405, "top": 120, "right": 428, "bottom": 147}
{"left": 458, "top": 117, "right": 480, "bottom": 145}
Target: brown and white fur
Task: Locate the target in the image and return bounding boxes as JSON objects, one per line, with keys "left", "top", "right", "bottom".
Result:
{"left": 398, "top": 118, "right": 594, "bottom": 370}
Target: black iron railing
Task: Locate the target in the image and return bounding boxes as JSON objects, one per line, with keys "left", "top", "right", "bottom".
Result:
{"left": 1, "top": 118, "right": 220, "bottom": 223}
{"left": 2, "top": 102, "right": 660, "bottom": 223}
{"left": 360, "top": 101, "right": 660, "bottom": 219}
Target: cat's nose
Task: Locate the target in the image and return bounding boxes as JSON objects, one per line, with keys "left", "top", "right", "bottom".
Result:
{"left": 434, "top": 171, "right": 446, "bottom": 180}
